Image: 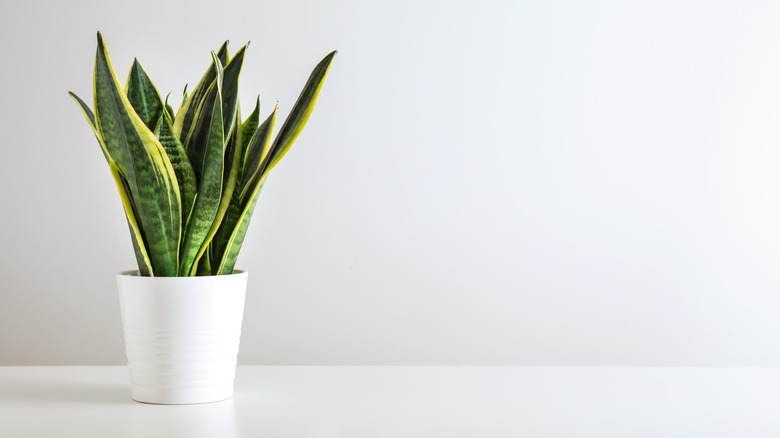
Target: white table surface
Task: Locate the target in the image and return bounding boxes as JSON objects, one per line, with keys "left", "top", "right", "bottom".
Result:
{"left": 0, "top": 366, "right": 778, "bottom": 437}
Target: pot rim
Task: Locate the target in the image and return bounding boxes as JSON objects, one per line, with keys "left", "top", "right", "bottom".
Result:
{"left": 117, "top": 269, "right": 247, "bottom": 278}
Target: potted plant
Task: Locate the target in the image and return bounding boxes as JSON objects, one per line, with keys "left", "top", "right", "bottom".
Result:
{"left": 69, "top": 32, "right": 335, "bottom": 404}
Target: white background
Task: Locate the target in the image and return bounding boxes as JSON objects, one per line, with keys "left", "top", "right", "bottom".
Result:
{"left": 2, "top": 0, "right": 780, "bottom": 365}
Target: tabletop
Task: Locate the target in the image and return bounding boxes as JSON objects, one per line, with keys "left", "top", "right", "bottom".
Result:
{"left": 1, "top": 366, "right": 779, "bottom": 437}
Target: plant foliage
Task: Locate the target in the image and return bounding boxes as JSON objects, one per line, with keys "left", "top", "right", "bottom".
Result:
{"left": 70, "top": 32, "right": 336, "bottom": 276}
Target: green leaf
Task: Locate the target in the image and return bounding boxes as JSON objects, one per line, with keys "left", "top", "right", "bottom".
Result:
{"left": 178, "top": 51, "right": 225, "bottom": 276}
{"left": 125, "top": 59, "right": 164, "bottom": 130}
{"left": 110, "top": 162, "right": 153, "bottom": 276}
{"left": 210, "top": 106, "right": 249, "bottom": 271}
{"left": 220, "top": 107, "right": 243, "bottom": 208}
{"left": 184, "top": 43, "right": 245, "bottom": 184}
{"left": 173, "top": 41, "right": 229, "bottom": 145}
{"left": 185, "top": 81, "right": 217, "bottom": 180}
{"left": 196, "top": 248, "right": 212, "bottom": 276}
{"left": 69, "top": 91, "right": 152, "bottom": 275}
{"left": 264, "top": 50, "right": 337, "bottom": 174}
{"left": 69, "top": 92, "right": 98, "bottom": 135}
{"left": 240, "top": 97, "right": 261, "bottom": 163}
{"left": 214, "top": 108, "right": 276, "bottom": 275}
{"left": 182, "top": 84, "right": 189, "bottom": 107}
{"left": 216, "top": 182, "right": 264, "bottom": 275}
{"left": 202, "top": 65, "right": 246, "bottom": 266}
{"left": 217, "top": 41, "right": 229, "bottom": 66}
{"left": 220, "top": 43, "right": 247, "bottom": 141}
{"left": 214, "top": 51, "right": 336, "bottom": 275}
{"left": 189, "top": 49, "right": 248, "bottom": 276}
{"left": 155, "top": 112, "right": 197, "bottom": 227}
{"left": 164, "top": 95, "right": 175, "bottom": 121}
{"left": 239, "top": 106, "right": 277, "bottom": 200}
{"left": 68, "top": 91, "right": 109, "bottom": 162}
{"left": 93, "top": 31, "right": 181, "bottom": 276}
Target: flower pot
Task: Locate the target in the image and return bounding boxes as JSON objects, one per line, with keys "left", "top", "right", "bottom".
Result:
{"left": 116, "top": 270, "right": 248, "bottom": 404}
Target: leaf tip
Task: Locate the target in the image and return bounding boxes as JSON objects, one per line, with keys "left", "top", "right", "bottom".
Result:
{"left": 96, "top": 31, "right": 106, "bottom": 50}
{"left": 317, "top": 50, "right": 337, "bottom": 69}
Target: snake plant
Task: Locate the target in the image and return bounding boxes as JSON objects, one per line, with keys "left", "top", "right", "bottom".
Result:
{"left": 69, "top": 32, "right": 336, "bottom": 276}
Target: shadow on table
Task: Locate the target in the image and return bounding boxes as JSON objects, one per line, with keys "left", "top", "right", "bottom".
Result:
{"left": 0, "top": 380, "right": 130, "bottom": 404}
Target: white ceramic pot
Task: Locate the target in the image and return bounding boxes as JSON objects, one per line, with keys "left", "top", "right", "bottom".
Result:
{"left": 116, "top": 270, "right": 248, "bottom": 404}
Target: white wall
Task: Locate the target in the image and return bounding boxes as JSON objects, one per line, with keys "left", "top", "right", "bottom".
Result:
{"left": 2, "top": 0, "right": 780, "bottom": 365}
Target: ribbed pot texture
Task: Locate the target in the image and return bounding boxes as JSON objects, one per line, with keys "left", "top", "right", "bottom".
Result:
{"left": 117, "top": 270, "right": 248, "bottom": 404}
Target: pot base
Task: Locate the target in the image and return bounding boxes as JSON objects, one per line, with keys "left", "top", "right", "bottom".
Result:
{"left": 131, "top": 384, "right": 235, "bottom": 405}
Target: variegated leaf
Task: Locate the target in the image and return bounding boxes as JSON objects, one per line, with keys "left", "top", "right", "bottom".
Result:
{"left": 125, "top": 59, "right": 164, "bottom": 130}
{"left": 93, "top": 31, "right": 181, "bottom": 276}
{"left": 173, "top": 41, "right": 229, "bottom": 144}
{"left": 69, "top": 91, "right": 153, "bottom": 275}
{"left": 178, "top": 52, "right": 225, "bottom": 276}
{"left": 155, "top": 112, "right": 197, "bottom": 226}
{"left": 214, "top": 108, "right": 275, "bottom": 274}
